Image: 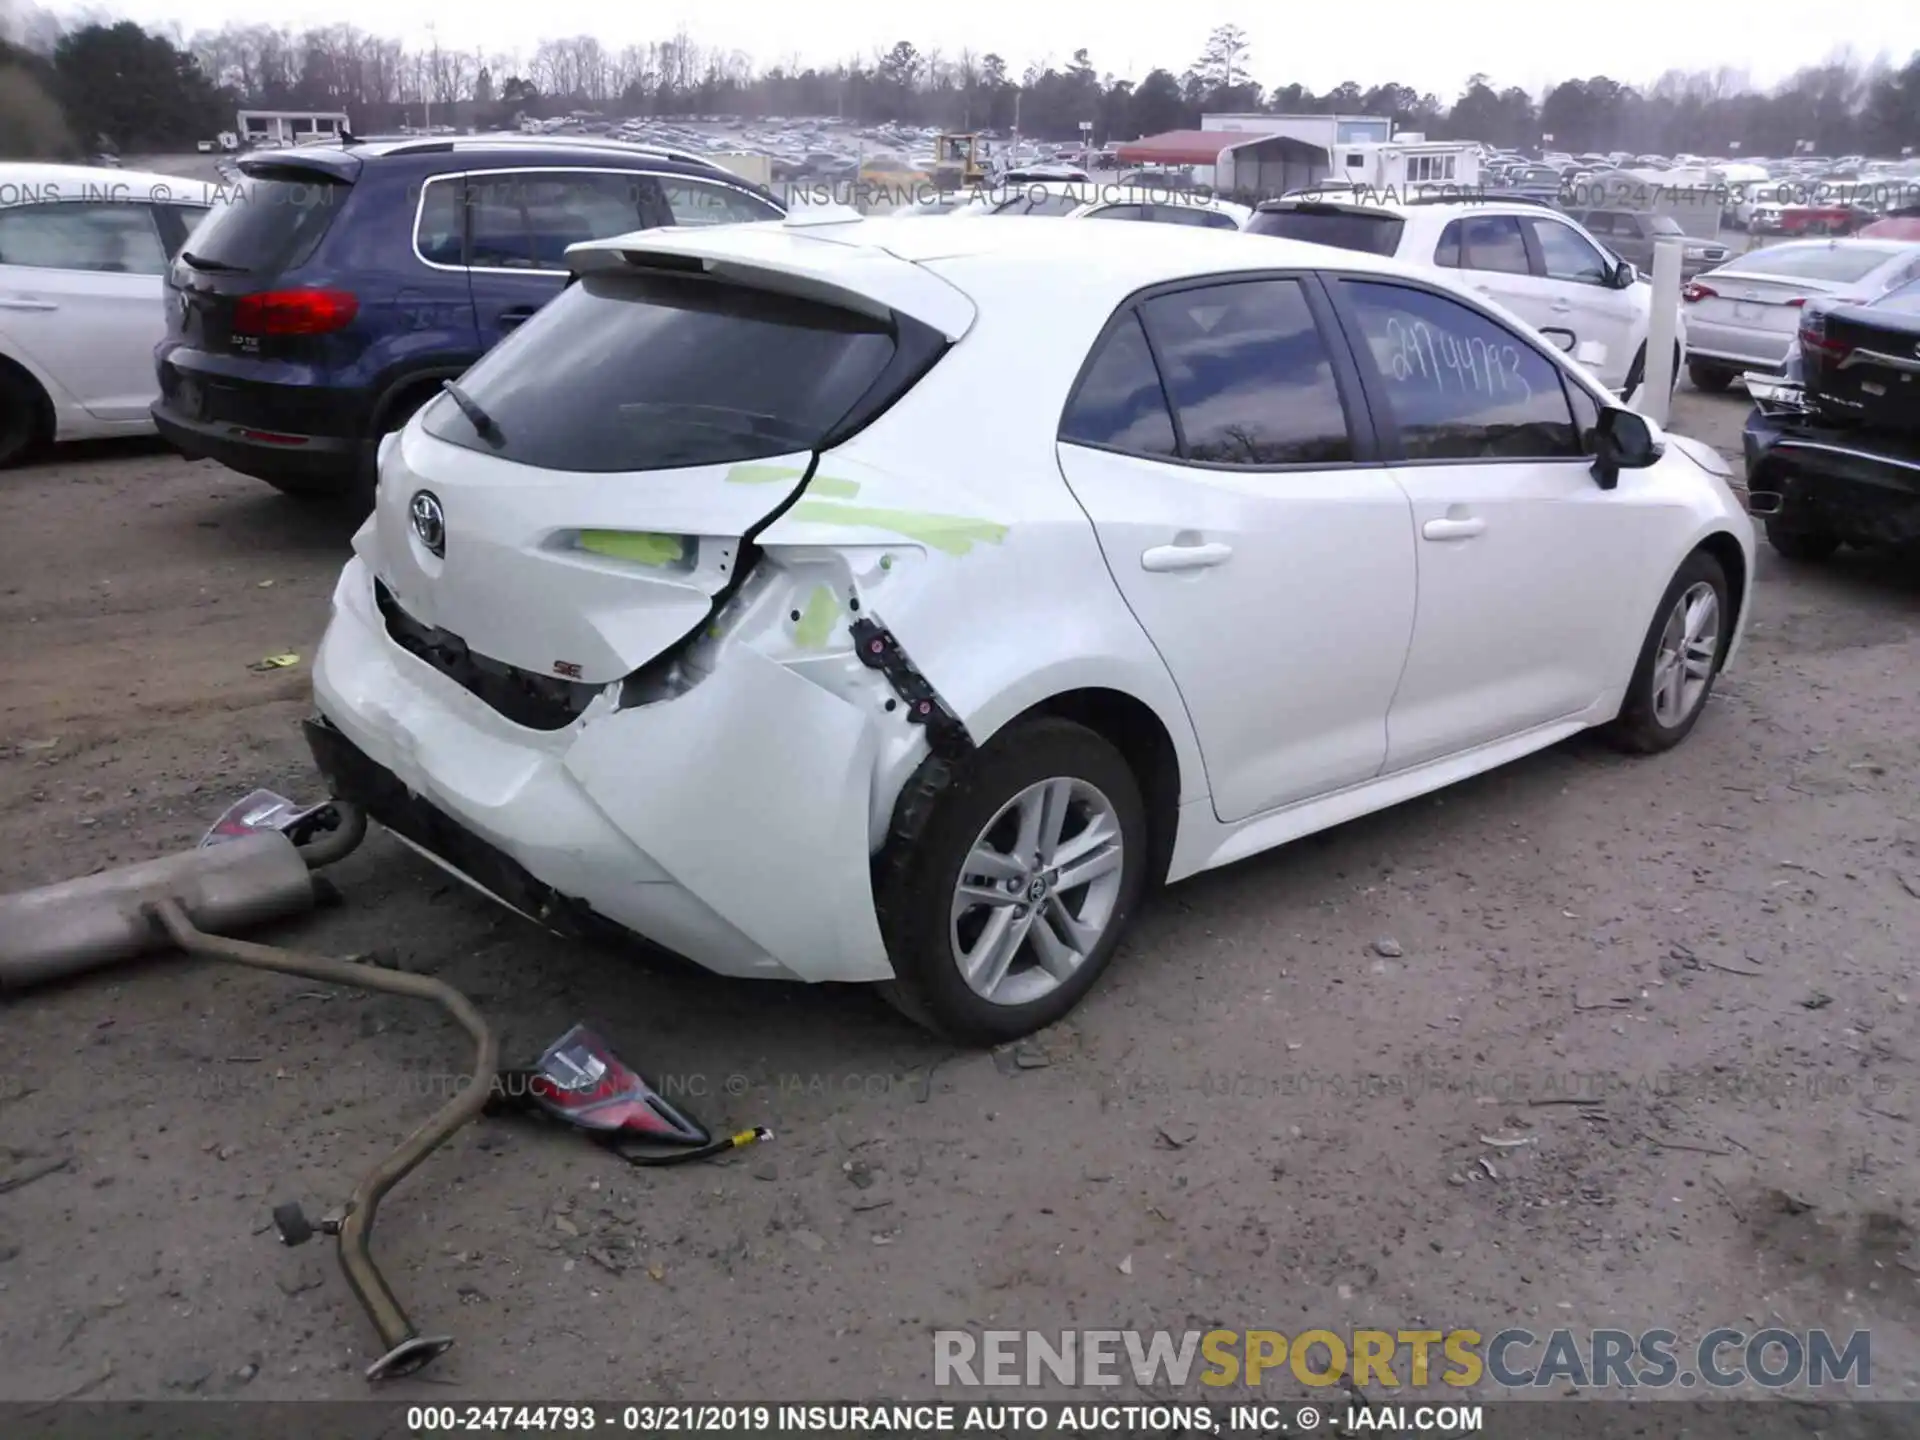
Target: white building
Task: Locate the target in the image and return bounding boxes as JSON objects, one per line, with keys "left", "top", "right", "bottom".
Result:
{"left": 237, "top": 111, "right": 350, "bottom": 147}
{"left": 1202, "top": 112, "right": 1393, "bottom": 148}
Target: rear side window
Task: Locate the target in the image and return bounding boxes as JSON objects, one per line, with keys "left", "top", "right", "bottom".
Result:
{"left": 0, "top": 202, "right": 168, "bottom": 274}
{"left": 181, "top": 171, "right": 347, "bottom": 273}
{"left": 657, "top": 178, "right": 781, "bottom": 227}
{"left": 1246, "top": 207, "right": 1405, "bottom": 256}
{"left": 423, "top": 270, "right": 898, "bottom": 473}
{"left": 1339, "top": 280, "right": 1581, "bottom": 461}
{"left": 468, "top": 172, "right": 654, "bottom": 271}
{"left": 1139, "top": 279, "right": 1353, "bottom": 466}
{"left": 415, "top": 177, "right": 464, "bottom": 265}
{"left": 1452, "top": 215, "right": 1531, "bottom": 275}
{"left": 1059, "top": 312, "right": 1177, "bottom": 456}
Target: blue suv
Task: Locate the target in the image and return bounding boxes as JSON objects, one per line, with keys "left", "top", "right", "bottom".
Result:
{"left": 153, "top": 136, "right": 785, "bottom": 504}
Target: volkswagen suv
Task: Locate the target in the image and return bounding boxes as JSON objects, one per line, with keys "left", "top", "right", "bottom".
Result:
{"left": 152, "top": 136, "right": 784, "bottom": 505}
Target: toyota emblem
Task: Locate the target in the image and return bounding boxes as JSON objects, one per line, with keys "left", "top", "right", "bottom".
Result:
{"left": 410, "top": 490, "right": 445, "bottom": 557}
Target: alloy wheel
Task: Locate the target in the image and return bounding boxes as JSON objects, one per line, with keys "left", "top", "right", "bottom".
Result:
{"left": 1651, "top": 580, "right": 1720, "bottom": 727}
{"left": 949, "top": 777, "right": 1126, "bottom": 1007}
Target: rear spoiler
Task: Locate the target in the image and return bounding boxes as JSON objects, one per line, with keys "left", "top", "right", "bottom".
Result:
{"left": 566, "top": 232, "right": 977, "bottom": 340}
{"left": 237, "top": 149, "right": 364, "bottom": 184}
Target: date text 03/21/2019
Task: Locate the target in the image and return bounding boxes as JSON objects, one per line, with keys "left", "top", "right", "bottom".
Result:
{"left": 402, "top": 1403, "right": 1486, "bottom": 1433}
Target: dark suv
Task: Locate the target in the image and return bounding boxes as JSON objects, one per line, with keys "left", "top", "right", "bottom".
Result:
{"left": 153, "top": 137, "right": 785, "bottom": 503}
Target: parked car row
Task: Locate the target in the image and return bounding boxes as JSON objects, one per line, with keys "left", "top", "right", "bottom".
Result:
{"left": 0, "top": 140, "right": 786, "bottom": 487}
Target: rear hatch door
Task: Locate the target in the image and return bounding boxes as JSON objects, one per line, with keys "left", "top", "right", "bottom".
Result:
{"left": 361, "top": 251, "right": 955, "bottom": 689}
{"left": 1244, "top": 202, "right": 1407, "bottom": 257}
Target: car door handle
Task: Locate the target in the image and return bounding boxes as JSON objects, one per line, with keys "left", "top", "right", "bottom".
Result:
{"left": 1141, "top": 541, "right": 1233, "bottom": 572}
{"left": 1550, "top": 299, "right": 1574, "bottom": 313}
{"left": 498, "top": 306, "right": 538, "bottom": 331}
{"left": 0, "top": 297, "right": 57, "bottom": 311}
{"left": 1422, "top": 517, "right": 1486, "bottom": 541}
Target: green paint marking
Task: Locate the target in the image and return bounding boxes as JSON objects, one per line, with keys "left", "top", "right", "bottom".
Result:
{"left": 725, "top": 463, "right": 808, "bottom": 486}
{"left": 577, "top": 530, "right": 685, "bottom": 566}
{"left": 789, "top": 500, "right": 1009, "bottom": 557}
{"left": 792, "top": 584, "right": 841, "bottom": 649}
{"left": 805, "top": 474, "right": 861, "bottom": 499}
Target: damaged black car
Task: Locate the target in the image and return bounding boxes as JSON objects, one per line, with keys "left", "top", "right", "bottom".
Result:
{"left": 1743, "top": 276, "right": 1920, "bottom": 562}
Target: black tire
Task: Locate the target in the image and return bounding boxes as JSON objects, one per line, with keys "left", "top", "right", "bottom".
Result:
{"left": 1620, "top": 342, "right": 1681, "bottom": 407}
{"left": 352, "top": 386, "right": 438, "bottom": 514}
{"left": 0, "top": 363, "right": 49, "bottom": 469}
{"left": 1687, "top": 360, "right": 1734, "bottom": 393}
{"left": 1603, "top": 549, "right": 1732, "bottom": 755}
{"left": 875, "top": 717, "right": 1149, "bottom": 1045}
{"left": 1765, "top": 515, "right": 1840, "bottom": 562}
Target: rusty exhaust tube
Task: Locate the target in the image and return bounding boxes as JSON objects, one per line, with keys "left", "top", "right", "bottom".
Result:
{"left": 150, "top": 897, "right": 499, "bottom": 1382}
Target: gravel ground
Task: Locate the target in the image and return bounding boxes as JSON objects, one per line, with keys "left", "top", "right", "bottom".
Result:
{"left": 3, "top": 383, "right": 1919, "bottom": 1405}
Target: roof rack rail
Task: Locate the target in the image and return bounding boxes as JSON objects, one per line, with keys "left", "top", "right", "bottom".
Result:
{"left": 1404, "top": 193, "right": 1563, "bottom": 207}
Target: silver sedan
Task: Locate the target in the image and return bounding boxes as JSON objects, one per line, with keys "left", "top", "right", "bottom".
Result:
{"left": 1679, "top": 239, "right": 1920, "bottom": 391}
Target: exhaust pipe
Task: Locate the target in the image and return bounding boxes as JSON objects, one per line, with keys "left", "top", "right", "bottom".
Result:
{"left": 0, "top": 805, "right": 496, "bottom": 1381}
{"left": 149, "top": 898, "right": 498, "bottom": 1382}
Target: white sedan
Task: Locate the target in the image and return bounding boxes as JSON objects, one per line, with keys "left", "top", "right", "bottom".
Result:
{"left": 308, "top": 215, "right": 1754, "bottom": 1042}
{"left": 0, "top": 163, "right": 219, "bottom": 466}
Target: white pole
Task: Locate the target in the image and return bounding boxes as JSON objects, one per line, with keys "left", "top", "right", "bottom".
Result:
{"left": 1641, "top": 234, "right": 1683, "bottom": 426}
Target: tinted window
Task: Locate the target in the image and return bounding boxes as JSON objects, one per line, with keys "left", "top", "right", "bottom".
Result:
{"left": 658, "top": 177, "right": 782, "bottom": 227}
{"left": 1648, "top": 214, "right": 1686, "bottom": 236}
{"left": 468, "top": 171, "right": 653, "bottom": 270}
{"left": 1246, "top": 206, "right": 1405, "bottom": 256}
{"left": 0, "top": 202, "right": 168, "bottom": 274}
{"left": 1086, "top": 204, "right": 1151, "bottom": 221}
{"left": 1059, "top": 312, "right": 1176, "bottom": 456}
{"left": 423, "top": 270, "right": 897, "bottom": 473}
{"left": 1875, "top": 277, "right": 1920, "bottom": 315}
{"left": 1339, "top": 280, "right": 1581, "bottom": 461}
{"left": 1434, "top": 220, "right": 1462, "bottom": 267}
{"left": 993, "top": 192, "right": 1084, "bottom": 216}
{"left": 181, "top": 171, "right": 347, "bottom": 273}
{"left": 1138, "top": 279, "right": 1353, "bottom": 466}
{"left": 415, "top": 177, "right": 464, "bottom": 265}
{"left": 1457, "top": 215, "right": 1530, "bottom": 275}
{"left": 1156, "top": 208, "right": 1240, "bottom": 230}
{"left": 1528, "top": 219, "right": 1612, "bottom": 284}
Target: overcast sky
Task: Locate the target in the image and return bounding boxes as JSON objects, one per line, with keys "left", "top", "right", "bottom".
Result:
{"left": 74, "top": 0, "right": 1920, "bottom": 98}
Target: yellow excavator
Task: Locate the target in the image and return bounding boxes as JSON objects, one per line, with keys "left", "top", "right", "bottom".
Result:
{"left": 931, "top": 133, "right": 990, "bottom": 190}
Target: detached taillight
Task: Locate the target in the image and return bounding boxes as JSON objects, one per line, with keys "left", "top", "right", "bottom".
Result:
{"left": 232, "top": 288, "right": 358, "bottom": 336}
{"left": 1681, "top": 282, "right": 1716, "bottom": 303}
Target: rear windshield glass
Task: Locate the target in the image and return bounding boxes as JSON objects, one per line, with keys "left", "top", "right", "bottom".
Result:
{"left": 182, "top": 170, "right": 348, "bottom": 273}
{"left": 423, "top": 270, "right": 897, "bottom": 473}
{"left": 1726, "top": 245, "right": 1899, "bottom": 284}
{"left": 1872, "top": 278, "right": 1920, "bottom": 315}
{"left": 1245, "top": 207, "right": 1405, "bottom": 256}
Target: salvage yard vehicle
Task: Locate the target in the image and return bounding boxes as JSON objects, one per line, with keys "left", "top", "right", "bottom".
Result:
{"left": 305, "top": 216, "right": 1754, "bottom": 1044}
{"left": 151, "top": 136, "right": 784, "bottom": 506}
{"left": 1244, "top": 197, "right": 1685, "bottom": 403}
{"left": 1561, "top": 206, "right": 1729, "bottom": 279}
{"left": 1679, "top": 239, "right": 1920, "bottom": 392}
{"left": 0, "top": 164, "right": 217, "bottom": 467}
{"left": 1744, "top": 277, "right": 1920, "bottom": 561}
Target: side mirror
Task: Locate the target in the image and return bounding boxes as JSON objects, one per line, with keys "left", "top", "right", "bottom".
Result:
{"left": 1591, "top": 405, "right": 1661, "bottom": 490}
{"left": 1611, "top": 258, "right": 1638, "bottom": 288}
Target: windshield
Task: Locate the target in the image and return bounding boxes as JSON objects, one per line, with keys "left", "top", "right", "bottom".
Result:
{"left": 423, "top": 270, "right": 898, "bottom": 473}
{"left": 182, "top": 170, "right": 348, "bottom": 273}
{"left": 1725, "top": 245, "right": 1901, "bottom": 284}
{"left": 1245, "top": 207, "right": 1405, "bottom": 256}
{"left": 1649, "top": 215, "right": 1686, "bottom": 235}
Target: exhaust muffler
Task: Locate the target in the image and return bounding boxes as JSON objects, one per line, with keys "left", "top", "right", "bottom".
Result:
{"left": 0, "top": 804, "right": 495, "bottom": 1382}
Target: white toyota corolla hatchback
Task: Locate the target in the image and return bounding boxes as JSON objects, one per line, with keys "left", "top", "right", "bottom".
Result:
{"left": 308, "top": 214, "right": 1754, "bottom": 1042}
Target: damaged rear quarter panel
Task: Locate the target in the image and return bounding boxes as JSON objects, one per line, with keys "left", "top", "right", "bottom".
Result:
{"left": 753, "top": 291, "right": 1207, "bottom": 825}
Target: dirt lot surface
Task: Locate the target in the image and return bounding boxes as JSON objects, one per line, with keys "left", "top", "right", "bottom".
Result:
{"left": 4, "top": 385, "right": 1920, "bottom": 1406}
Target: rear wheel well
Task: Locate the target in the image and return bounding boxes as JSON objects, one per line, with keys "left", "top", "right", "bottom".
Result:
{"left": 1694, "top": 531, "right": 1747, "bottom": 665}
{"left": 0, "top": 353, "right": 54, "bottom": 460}
{"left": 1018, "top": 688, "right": 1182, "bottom": 888}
